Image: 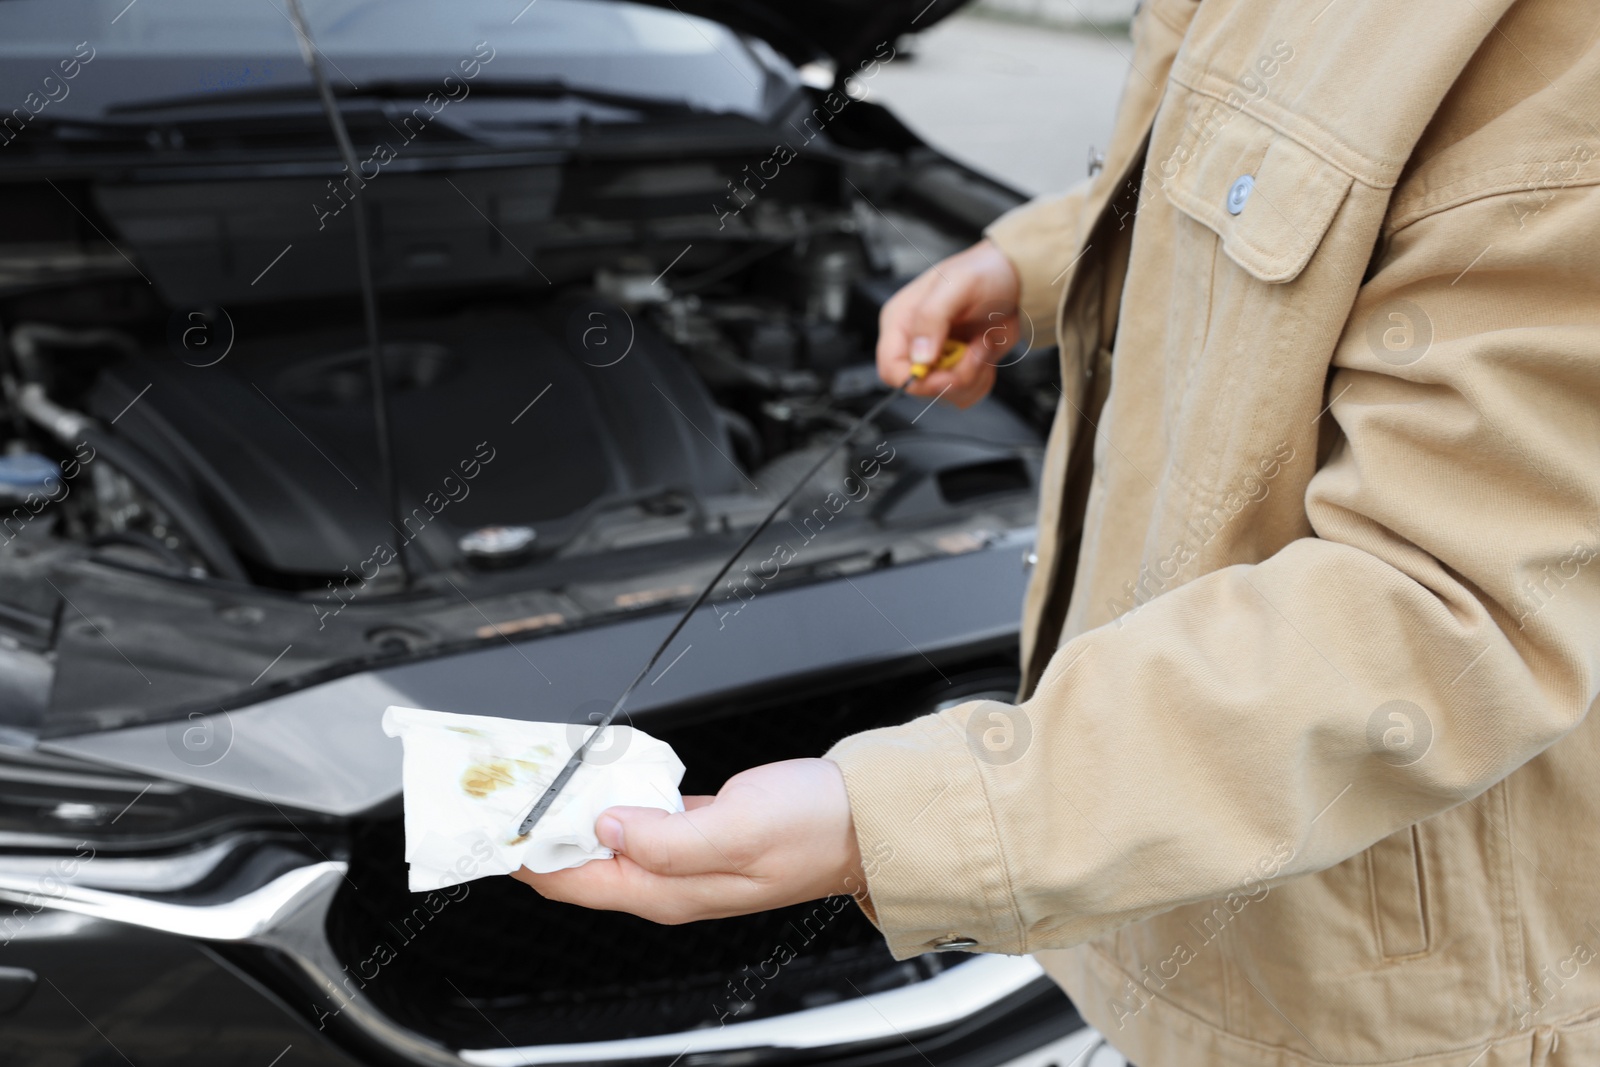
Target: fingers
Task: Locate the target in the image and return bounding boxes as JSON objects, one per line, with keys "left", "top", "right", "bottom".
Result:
{"left": 886, "top": 273, "right": 968, "bottom": 396}
{"left": 968, "top": 311, "right": 1021, "bottom": 369}
{"left": 903, "top": 281, "right": 970, "bottom": 379}
{"left": 513, "top": 758, "right": 861, "bottom": 925}
{"left": 937, "top": 310, "right": 1016, "bottom": 408}
{"left": 515, "top": 860, "right": 768, "bottom": 925}
{"left": 593, "top": 804, "right": 745, "bottom": 877}
{"left": 876, "top": 269, "right": 939, "bottom": 389}
{"left": 513, "top": 798, "right": 760, "bottom": 923}
{"left": 927, "top": 344, "right": 990, "bottom": 401}
{"left": 898, "top": 340, "right": 1001, "bottom": 410}
{"left": 876, "top": 240, "right": 1021, "bottom": 404}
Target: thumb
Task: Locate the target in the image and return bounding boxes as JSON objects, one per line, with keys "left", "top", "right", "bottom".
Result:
{"left": 595, "top": 804, "right": 734, "bottom": 876}
{"left": 908, "top": 284, "right": 966, "bottom": 371}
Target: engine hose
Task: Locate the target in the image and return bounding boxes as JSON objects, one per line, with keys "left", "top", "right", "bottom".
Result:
{"left": 8, "top": 323, "right": 139, "bottom": 382}
{"left": 17, "top": 383, "right": 249, "bottom": 583}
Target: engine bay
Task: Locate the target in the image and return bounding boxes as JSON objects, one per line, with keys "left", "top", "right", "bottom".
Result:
{"left": 0, "top": 139, "right": 1055, "bottom": 735}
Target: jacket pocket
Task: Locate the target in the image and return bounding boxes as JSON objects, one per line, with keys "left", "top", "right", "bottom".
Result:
{"left": 1367, "top": 824, "right": 1431, "bottom": 960}
{"left": 1145, "top": 86, "right": 1356, "bottom": 519}
{"left": 1158, "top": 91, "right": 1353, "bottom": 284}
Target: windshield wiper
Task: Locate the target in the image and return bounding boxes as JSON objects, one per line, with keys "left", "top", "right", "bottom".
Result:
{"left": 107, "top": 79, "right": 704, "bottom": 120}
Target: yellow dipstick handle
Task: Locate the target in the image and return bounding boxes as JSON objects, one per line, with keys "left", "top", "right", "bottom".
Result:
{"left": 909, "top": 338, "right": 968, "bottom": 380}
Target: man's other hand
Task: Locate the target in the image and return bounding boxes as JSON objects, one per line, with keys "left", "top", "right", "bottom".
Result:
{"left": 876, "top": 238, "right": 1022, "bottom": 409}
{"left": 513, "top": 758, "right": 863, "bottom": 924}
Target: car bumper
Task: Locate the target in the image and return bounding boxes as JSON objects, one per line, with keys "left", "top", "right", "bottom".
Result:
{"left": 1, "top": 851, "right": 1096, "bottom": 1066}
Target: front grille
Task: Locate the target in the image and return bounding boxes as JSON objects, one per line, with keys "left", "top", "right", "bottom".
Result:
{"left": 326, "top": 656, "right": 1017, "bottom": 1048}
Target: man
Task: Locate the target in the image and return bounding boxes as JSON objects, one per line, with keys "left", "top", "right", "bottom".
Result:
{"left": 519, "top": 0, "right": 1600, "bottom": 1062}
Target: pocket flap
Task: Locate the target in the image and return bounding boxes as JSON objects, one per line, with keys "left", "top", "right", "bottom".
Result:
{"left": 1160, "top": 92, "right": 1353, "bottom": 283}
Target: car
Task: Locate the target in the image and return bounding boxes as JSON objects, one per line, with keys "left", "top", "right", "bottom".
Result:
{"left": 0, "top": 1, "right": 1121, "bottom": 1064}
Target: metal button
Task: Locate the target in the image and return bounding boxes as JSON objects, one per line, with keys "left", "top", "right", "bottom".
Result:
{"left": 931, "top": 937, "right": 979, "bottom": 952}
{"left": 1022, "top": 549, "right": 1038, "bottom": 572}
{"left": 1086, "top": 146, "right": 1105, "bottom": 178}
{"left": 1227, "top": 175, "right": 1254, "bottom": 215}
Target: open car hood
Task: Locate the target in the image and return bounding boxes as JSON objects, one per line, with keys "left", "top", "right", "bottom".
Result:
{"left": 635, "top": 0, "right": 971, "bottom": 70}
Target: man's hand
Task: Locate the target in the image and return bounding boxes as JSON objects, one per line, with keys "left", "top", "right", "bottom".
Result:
{"left": 877, "top": 239, "right": 1022, "bottom": 409}
{"left": 514, "top": 759, "right": 863, "bottom": 924}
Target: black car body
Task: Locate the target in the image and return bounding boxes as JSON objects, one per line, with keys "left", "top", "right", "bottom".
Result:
{"left": 0, "top": 1, "right": 1098, "bottom": 1063}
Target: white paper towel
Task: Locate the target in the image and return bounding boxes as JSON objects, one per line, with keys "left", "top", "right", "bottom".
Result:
{"left": 381, "top": 705, "right": 685, "bottom": 892}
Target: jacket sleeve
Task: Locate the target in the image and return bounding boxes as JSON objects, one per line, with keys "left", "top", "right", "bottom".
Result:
{"left": 827, "top": 184, "right": 1600, "bottom": 959}
{"left": 983, "top": 181, "right": 1092, "bottom": 333}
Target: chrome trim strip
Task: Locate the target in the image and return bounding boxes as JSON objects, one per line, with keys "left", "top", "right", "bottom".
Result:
{"left": 0, "top": 860, "right": 346, "bottom": 941}
{"left": 0, "top": 763, "right": 183, "bottom": 793}
{"left": 461, "top": 954, "right": 1049, "bottom": 1067}
{"left": 0, "top": 834, "right": 240, "bottom": 891}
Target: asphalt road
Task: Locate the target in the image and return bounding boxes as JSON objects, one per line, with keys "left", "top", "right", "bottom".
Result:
{"left": 866, "top": 13, "right": 1134, "bottom": 197}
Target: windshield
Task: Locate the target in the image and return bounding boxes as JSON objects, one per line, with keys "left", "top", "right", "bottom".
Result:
{"left": 0, "top": 0, "right": 798, "bottom": 124}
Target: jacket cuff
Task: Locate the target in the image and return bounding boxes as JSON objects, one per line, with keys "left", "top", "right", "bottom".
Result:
{"left": 826, "top": 707, "right": 1024, "bottom": 959}
{"left": 982, "top": 182, "right": 1090, "bottom": 332}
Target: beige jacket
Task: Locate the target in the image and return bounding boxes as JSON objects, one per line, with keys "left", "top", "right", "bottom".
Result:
{"left": 827, "top": 0, "right": 1600, "bottom": 1063}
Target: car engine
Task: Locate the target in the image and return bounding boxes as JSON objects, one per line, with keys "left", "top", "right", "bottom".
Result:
{"left": 0, "top": 151, "right": 1055, "bottom": 735}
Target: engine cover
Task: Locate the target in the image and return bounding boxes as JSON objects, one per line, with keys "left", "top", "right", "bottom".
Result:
{"left": 88, "top": 308, "right": 742, "bottom": 577}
